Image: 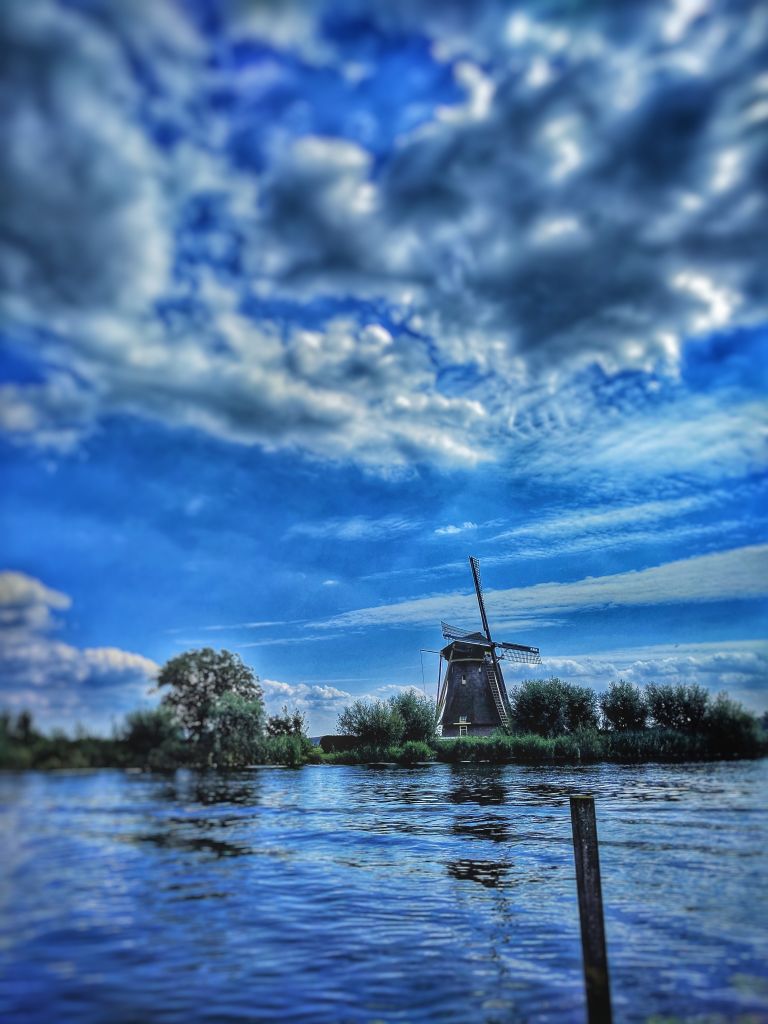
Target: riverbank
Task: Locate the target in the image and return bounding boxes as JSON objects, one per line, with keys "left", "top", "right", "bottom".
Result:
{"left": 3, "top": 726, "right": 766, "bottom": 771}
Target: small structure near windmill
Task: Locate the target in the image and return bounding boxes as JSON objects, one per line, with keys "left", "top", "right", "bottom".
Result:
{"left": 436, "top": 557, "right": 542, "bottom": 737}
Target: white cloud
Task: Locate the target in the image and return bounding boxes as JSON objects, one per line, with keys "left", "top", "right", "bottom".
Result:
{"left": 435, "top": 521, "right": 478, "bottom": 536}
{"left": 1, "top": 0, "right": 766, "bottom": 473}
{"left": 316, "top": 544, "right": 768, "bottom": 630}
{"left": 502, "top": 640, "right": 768, "bottom": 713}
{"left": 288, "top": 513, "right": 421, "bottom": 541}
{"left": 0, "top": 569, "right": 158, "bottom": 732}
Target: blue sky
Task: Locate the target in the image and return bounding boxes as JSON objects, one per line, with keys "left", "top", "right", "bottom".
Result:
{"left": 1, "top": 0, "right": 766, "bottom": 734}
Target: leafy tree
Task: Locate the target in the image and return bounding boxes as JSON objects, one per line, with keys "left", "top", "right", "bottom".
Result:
{"left": 121, "top": 707, "right": 182, "bottom": 761}
{"left": 600, "top": 680, "right": 648, "bottom": 731}
{"left": 337, "top": 698, "right": 405, "bottom": 746}
{"left": 645, "top": 683, "right": 709, "bottom": 732}
{"left": 388, "top": 691, "right": 437, "bottom": 742}
{"left": 510, "top": 678, "right": 599, "bottom": 737}
{"left": 704, "top": 693, "right": 762, "bottom": 758}
{"left": 266, "top": 704, "right": 307, "bottom": 738}
{"left": 207, "top": 692, "right": 266, "bottom": 767}
{"left": 157, "top": 648, "right": 262, "bottom": 741}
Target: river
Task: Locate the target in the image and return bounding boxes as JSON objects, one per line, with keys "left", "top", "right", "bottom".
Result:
{"left": 0, "top": 761, "right": 766, "bottom": 1023}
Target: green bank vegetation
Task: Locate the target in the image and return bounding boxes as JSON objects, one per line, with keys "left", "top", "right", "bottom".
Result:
{"left": 323, "top": 678, "right": 767, "bottom": 765}
{"left": 1, "top": 654, "right": 765, "bottom": 770}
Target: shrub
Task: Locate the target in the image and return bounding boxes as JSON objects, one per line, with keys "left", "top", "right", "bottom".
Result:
{"left": 645, "top": 683, "right": 710, "bottom": 732}
{"left": 392, "top": 740, "right": 434, "bottom": 765}
{"left": 510, "top": 678, "right": 599, "bottom": 736}
{"left": 264, "top": 733, "right": 318, "bottom": 767}
{"left": 600, "top": 681, "right": 648, "bottom": 731}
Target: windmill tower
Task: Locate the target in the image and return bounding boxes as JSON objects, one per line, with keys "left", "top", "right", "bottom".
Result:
{"left": 436, "top": 556, "right": 542, "bottom": 737}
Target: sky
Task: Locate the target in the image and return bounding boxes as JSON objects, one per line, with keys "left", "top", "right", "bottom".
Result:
{"left": 0, "top": 0, "right": 766, "bottom": 736}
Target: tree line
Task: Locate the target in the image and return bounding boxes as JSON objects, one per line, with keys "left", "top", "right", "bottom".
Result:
{"left": 1, "top": 650, "right": 766, "bottom": 770}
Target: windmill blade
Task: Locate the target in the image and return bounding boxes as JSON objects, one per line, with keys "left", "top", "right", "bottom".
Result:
{"left": 469, "top": 556, "right": 492, "bottom": 644}
{"left": 497, "top": 646, "right": 542, "bottom": 666}
{"left": 440, "top": 621, "right": 475, "bottom": 641}
{"left": 496, "top": 640, "right": 541, "bottom": 656}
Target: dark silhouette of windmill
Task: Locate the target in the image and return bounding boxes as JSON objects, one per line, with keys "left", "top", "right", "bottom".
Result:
{"left": 436, "top": 556, "right": 542, "bottom": 736}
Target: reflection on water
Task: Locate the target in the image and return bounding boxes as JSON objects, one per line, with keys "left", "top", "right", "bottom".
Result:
{"left": 0, "top": 761, "right": 766, "bottom": 1024}
{"left": 446, "top": 858, "right": 512, "bottom": 888}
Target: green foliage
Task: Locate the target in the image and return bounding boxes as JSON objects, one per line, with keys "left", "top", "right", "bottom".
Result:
{"left": 391, "top": 740, "right": 434, "bottom": 764}
{"left": 510, "top": 677, "right": 599, "bottom": 736}
{"left": 704, "top": 693, "right": 762, "bottom": 758}
{"left": 645, "top": 683, "right": 710, "bottom": 732}
{"left": 388, "top": 692, "right": 437, "bottom": 742}
{"left": 264, "top": 733, "right": 319, "bottom": 767}
{"left": 337, "top": 691, "right": 436, "bottom": 746}
{"left": 600, "top": 680, "right": 648, "bottom": 731}
{"left": 157, "top": 648, "right": 262, "bottom": 741}
{"left": 121, "top": 707, "right": 182, "bottom": 762}
{"left": 337, "top": 698, "right": 405, "bottom": 746}
{"left": 207, "top": 692, "right": 266, "bottom": 767}
{"left": 266, "top": 705, "right": 306, "bottom": 738}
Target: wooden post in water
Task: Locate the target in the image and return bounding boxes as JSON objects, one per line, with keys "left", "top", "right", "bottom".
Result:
{"left": 570, "top": 795, "right": 612, "bottom": 1024}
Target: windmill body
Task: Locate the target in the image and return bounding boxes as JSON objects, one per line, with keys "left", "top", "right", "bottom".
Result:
{"left": 436, "top": 558, "right": 542, "bottom": 737}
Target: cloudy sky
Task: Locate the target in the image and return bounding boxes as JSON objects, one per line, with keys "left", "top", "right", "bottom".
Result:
{"left": 1, "top": 0, "right": 766, "bottom": 735}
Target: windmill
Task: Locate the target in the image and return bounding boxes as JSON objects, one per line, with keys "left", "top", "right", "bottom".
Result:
{"left": 436, "top": 556, "right": 541, "bottom": 736}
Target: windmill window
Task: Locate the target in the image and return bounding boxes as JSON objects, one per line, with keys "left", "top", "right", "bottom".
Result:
{"left": 461, "top": 673, "right": 467, "bottom": 685}
{"left": 459, "top": 716, "right": 468, "bottom": 723}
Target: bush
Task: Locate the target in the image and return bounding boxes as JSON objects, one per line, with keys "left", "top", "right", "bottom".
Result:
{"left": 391, "top": 740, "right": 434, "bottom": 764}
{"left": 600, "top": 681, "right": 648, "bottom": 731}
{"left": 264, "top": 733, "right": 318, "bottom": 767}
{"left": 645, "top": 683, "right": 710, "bottom": 732}
{"left": 510, "top": 678, "right": 599, "bottom": 737}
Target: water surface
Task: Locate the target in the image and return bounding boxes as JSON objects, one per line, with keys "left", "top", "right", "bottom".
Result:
{"left": 1, "top": 761, "right": 766, "bottom": 1023}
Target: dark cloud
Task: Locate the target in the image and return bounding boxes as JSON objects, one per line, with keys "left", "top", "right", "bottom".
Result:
{"left": 0, "top": 0, "right": 765, "bottom": 472}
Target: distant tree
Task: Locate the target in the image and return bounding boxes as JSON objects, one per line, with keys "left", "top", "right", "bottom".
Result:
{"left": 208, "top": 692, "right": 266, "bottom": 767}
{"left": 338, "top": 699, "right": 405, "bottom": 746}
{"left": 704, "top": 693, "right": 762, "bottom": 757}
{"left": 645, "top": 683, "right": 709, "bottom": 732}
{"left": 510, "top": 678, "right": 599, "bottom": 737}
{"left": 600, "top": 681, "right": 648, "bottom": 731}
{"left": 157, "top": 648, "right": 262, "bottom": 741}
{"left": 121, "top": 707, "right": 182, "bottom": 760}
{"left": 388, "top": 691, "right": 437, "bottom": 742}
{"left": 266, "top": 705, "right": 307, "bottom": 738}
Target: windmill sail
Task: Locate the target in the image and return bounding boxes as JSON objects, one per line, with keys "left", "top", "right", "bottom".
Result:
{"left": 468, "top": 556, "right": 511, "bottom": 728}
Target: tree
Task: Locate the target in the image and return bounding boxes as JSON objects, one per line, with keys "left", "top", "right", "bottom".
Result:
{"left": 645, "top": 683, "right": 709, "bottom": 732}
{"left": 388, "top": 691, "right": 436, "bottom": 742}
{"left": 266, "top": 705, "right": 307, "bottom": 738}
{"left": 338, "top": 699, "right": 405, "bottom": 746}
{"left": 208, "top": 693, "right": 266, "bottom": 767}
{"left": 600, "top": 680, "right": 648, "bottom": 731}
{"left": 121, "top": 707, "right": 182, "bottom": 760}
{"left": 510, "top": 678, "right": 599, "bottom": 737}
{"left": 157, "top": 648, "right": 263, "bottom": 741}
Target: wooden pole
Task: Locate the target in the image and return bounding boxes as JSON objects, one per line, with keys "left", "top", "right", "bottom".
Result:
{"left": 570, "top": 795, "right": 612, "bottom": 1024}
